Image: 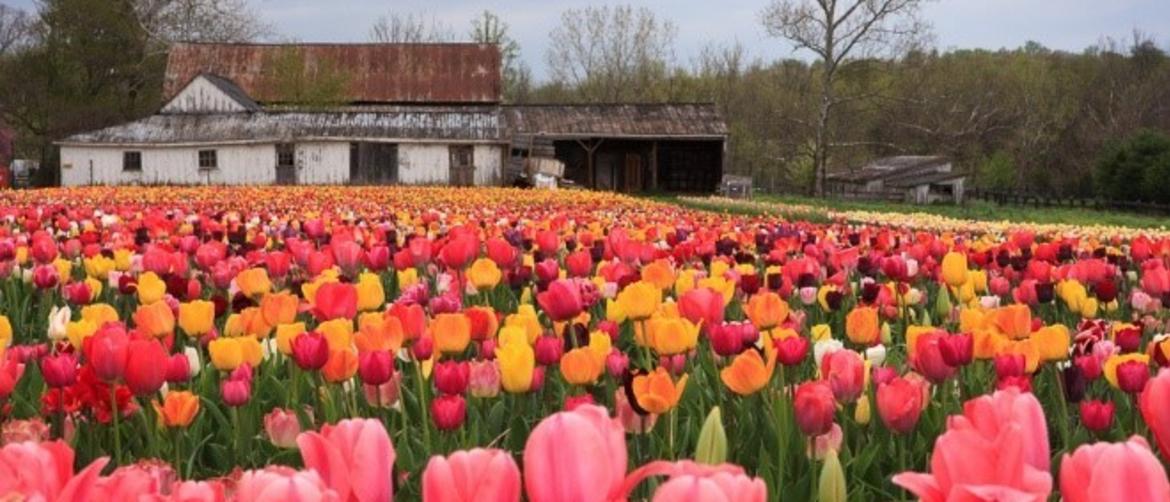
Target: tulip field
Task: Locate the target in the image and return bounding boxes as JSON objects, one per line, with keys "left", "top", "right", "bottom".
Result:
{"left": 3, "top": 185, "right": 1170, "bottom": 501}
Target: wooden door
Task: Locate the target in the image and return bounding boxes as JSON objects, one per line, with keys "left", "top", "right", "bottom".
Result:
{"left": 350, "top": 143, "right": 398, "bottom": 184}
{"left": 275, "top": 143, "right": 296, "bottom": 185}
{"left": 623, "top": 153, "right": 642, "bottom": 193}
{"left": 448, "top": 145, "right": 475, "bottom": 186}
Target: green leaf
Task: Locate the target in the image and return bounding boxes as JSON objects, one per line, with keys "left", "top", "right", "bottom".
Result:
{"left": 818, "top": 448, "right": 848, "bottom": 502}
{"left": 693, "top": 406, "right": 727, "bottom": 465}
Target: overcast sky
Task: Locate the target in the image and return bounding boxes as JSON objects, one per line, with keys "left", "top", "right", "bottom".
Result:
{"left": 7, "top": 0, "right": 1169, "bottom": 79}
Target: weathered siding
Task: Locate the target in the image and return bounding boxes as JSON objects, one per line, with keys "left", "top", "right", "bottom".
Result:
{"left": 397, "top": 144, "right": 449, "bottom": 184}
{"left": 296, "top": 142, "right": 349, "bottom": 184}
{"left": 61, "top": 145, "right": 275, "bottom": 186}
{"left": 160, "top": 76, "right": 252, "bottom": 114}
{"left": 473, "top": 145, "right": 501, "bottom": 186}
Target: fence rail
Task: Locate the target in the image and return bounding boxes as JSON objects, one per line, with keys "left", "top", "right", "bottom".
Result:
{"left": 967, "top": 188, "right": 1170, "bottom": 215}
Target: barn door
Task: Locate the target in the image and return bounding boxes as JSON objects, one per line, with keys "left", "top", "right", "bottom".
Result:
{"left": 275, "top": 143, "right": 297, "bottom": 185}
{"left": 623, "top": 153, "right": 642, "bottom": 193}
{"left": 448, "top": 145, "right": 475, "bottom": 186}
{"left": 350, "top": 143, "right": 398, "bottom": 184}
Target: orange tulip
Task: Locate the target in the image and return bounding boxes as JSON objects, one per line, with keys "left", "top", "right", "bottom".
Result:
{"left": 641, "top": 259, "right": 676, "bottom": 290}
{"left": 721, "top": 348, "right": 777, "bottom": 395}
{"left": 746, "top": 292, "right": 789, "bottom": 331}
{"left": 1032, "top": 325, "right": 1070, "bottom": 361}
{"left": 560, "top": 347, "right": 603, "bottom": 385}
{"left": 238, "top": 307, "right": 272, "bottom": 338}
{"left": 261, "top": 292, "right": 300, "bottom": 326}
{"left": 993, "top": 305, "right": 1032, "bottom": 339}
{"left": 236, "top": 268, "right": 272, "bottom": 297}
{"left": 323, "top": 349, "right": 359, "bottom": 383}
{"left": 154, "top": 391, "right": 200, "bottom": 428}
{"left": 632, "top": 367, "right": 687, "bottom": 413}
{"left": 355, "top": 313, "right": 405, "bottom": 354}
{"left": 431, "top": 313, "right": 471, "bottom": 355}
{"left": 133, "top": 300, "right": 175, "bottom": 338}
{"left": 845, "top": 306, "right": 880, "bottom": 346}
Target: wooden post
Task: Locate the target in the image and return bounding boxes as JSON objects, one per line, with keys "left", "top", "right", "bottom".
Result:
{"left": 575, "top": 138, "right": 604, "bottom": 189}
{"left": 650, "top": 141, "right": 659, "bottom": 191}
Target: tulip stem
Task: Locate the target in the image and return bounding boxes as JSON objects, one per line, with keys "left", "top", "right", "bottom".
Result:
{"left": 110, "top": 385, "right": 122, "bottom": 466}
{"left": 414, "top": 359, "right": 433, "bottom": 453}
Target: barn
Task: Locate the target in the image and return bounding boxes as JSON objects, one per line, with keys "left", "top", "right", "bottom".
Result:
{"left": 56, "top": 42, "right": 727, "bottom": 191}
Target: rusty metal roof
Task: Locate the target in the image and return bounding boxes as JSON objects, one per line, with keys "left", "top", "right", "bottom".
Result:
{"left": 58, "top": 107, "right": 503, "bottom": 145}
{"left": 826, "top": 156, "right": 951, "bottom": 183}
{"left": 504, "top": 103, "right": 728, "bottom": 139}
{"left": 163, "top": 43, "right": 502, "bottom": 105}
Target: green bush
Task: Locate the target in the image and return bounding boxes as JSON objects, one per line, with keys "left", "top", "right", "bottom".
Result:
{"left": 976, "top": 150, "right": 1017, "bottom": 191}
{"left": 1095, "top": 130, "right": 1170, "bottom": 204}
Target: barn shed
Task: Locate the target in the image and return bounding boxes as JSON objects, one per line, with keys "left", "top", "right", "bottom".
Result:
{"left": 56, "top": 42, "right": 728, "bottom": 191}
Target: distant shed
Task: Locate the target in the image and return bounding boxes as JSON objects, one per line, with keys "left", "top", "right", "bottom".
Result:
{"left": 826, "top": 155, "right": 967, "bottom": 204}
{"left": 504, "top": 104, "right": 727, "bottom": 193}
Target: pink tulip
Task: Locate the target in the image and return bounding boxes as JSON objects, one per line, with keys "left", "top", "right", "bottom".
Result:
{"left": 1140, "top": 368, "right": 1170, "bottom": 462}
{"left": 422, "top": 448, "right": 521, "bottom": 502}
{"left": 235, "top": 466, "right": 341, "bottom": 502}
{"left": 297, "top": 418, "right": 395, "bottom": 502}
{"left": 524, "top": 404, "right": 627, "bottom": 502}
{"left": 820, "top": 350, "right": 865, "bottom": 403}
{"left": 618, "top": 461, "right": 766, "bottom": 502}
{"left": 0, "top": 440, "right": 108, "bottom": 501}
{"left": 264, "top": 408, "right": 304, "bottom": 449}
{"left": 169, "top": 480, "right": 227, "bottom": 502}
{"left": 893, "top": 388, "right": 1053, "bottom": 502}
{"left": 93, "top": 464, "right": 164, "bottom": 499}
{"left": 678, "top": 287, "right": 724, "bottom": 329}
{"left": 1060, "top": 436, "right": 1170, "bottom": 502}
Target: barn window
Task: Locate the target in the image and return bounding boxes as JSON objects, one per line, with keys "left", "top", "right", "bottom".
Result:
{"left": 122, "top": 151, "right": 142, "bottom": 172}
{"left": 198, "top": 150, "right": 218, "bottom": 170}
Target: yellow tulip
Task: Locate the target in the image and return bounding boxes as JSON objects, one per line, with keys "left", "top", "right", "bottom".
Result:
{"left": 645, "top": 317, "right": 700, "bottom": 355}
{"left": 940, "top": 251, "right": 968, "bottom": 288}
{"left": 1032, "top": 325, "right": 1070, "bottom": 361}
{"left": 83, "top": 255, "right": 115, "bottom": 279}
{"left": 275, "top": 322, "right": 307, "bottom": 355}
{"left": 616, "top": 281, "right": 662, "bottom": 321}
{"left": 467, "top": 258, "right": 502, "bottom": 291}
{"left": 0, "top": 316, "right": 10, "bottom": 347}
{"left": 113, "top": 249, "right": 133, "bottom": 271}
{"left": 81, "top": 303, "right": 119, "bottom": 326}
{"left": 318, "top": 318, "right": 354, "bottom": 352}
{"left": 137, "top": 272, "right": 167, "bottom": 305}
{"left": 431, "top": 312, "right": 471, "bottom": 354}
{"left": 209, "top": 338, "right": 244, "bottom": 371}
{"left": 178, "top": 300, "right": 215, "bottom": 336}
{"left": 66, "top": 319, "right": 97, "bottom": 350}
{"left": 236, "top": 268, "right": 272, "bottom": 297}
{"left": 497, "top": 341, "right": 535, "bottom": 393}
{"left": 355, "top": 273, "right": 385, "bottom": 311}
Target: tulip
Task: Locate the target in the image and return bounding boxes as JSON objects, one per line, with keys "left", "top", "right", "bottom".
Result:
{"left": 940, "top": 251, "right": 968, "bottom": 287}
{"left": 534, "top": 335, "right": 563, "bottom": 366}
{"left": 209, "top": 337, "right": 245, "bottom": 372}
{"left": 263, "top": 408, "right": 303, "bottom": 449}
{"left": 645, "top": 317, "right": 700, "bottom": 356}
{"left": 632, "top": 368, "right": 688, "bottom": 414}
{"left": 136, "top": 271, "right": 167, "bottom": 305}
{"left": 678, "top": 287, "right": 725, "bottom": 330}
{"left": 487, "top": 237, "right": 520, "bottom": 268}
{"left": 322, "top": 348, "right": 358, "bottom": 383}
{"left": 793, "top": 381, "right": 836, "bottom": 437}
{"left": 124, "top": 339, "right": 167, "bottom": 396}
{"left": 291, "top": 332, "right": 330, "bottom": 371}
{"left": 235, "top": 467, "right": 335, "bottom": 502}
{"left": 1079, "top": 399, "right": 1114, "bottom": 432}
{"left": 412, "top": 336, "right": 435, "bottom": 361}
{"left": 0, "top": 359, "right": 24, "bottom": 401}
{"left": 133, "top": 300, "right": 175, "bottom": 339}
{"left": 311, "top": 282, "right": 357, "bottom": 322}
{"left": 434, "top": 360, "right": 470, "bottom": 395}
{"left": 469, "top": 360, "right": 501, "bottom": 398}
{"left": 467, "top": 258, "right": 503, "bottom": 291}
{"left": 537, "top": 280, "right": 587, "bottom": 323}
{"left": 431, "top": 313, "right": 471, "bottom": 355}
{"left": 432, "top": 394, "right": 468, "bottom": 431}
{"left": 938, "top": 332, "right": 973, "bottom": 367}
{"left": 565, "top": 249, "right": 593, "bottom": 277}
{"left": 560, "top": 347, "right": 604, "bottom": 386}
{"left": 497, "top": 341, "right": 535, "bottom": 393}
{"left": 1140, "top": 368, "right": 1170, "bottom": 462}
{"left": 821, "top": 350, "right": 865, "bottom": 403}
{"left": 423, "top": 448, "right": 522, "bottom": 502}
{"left": 154, "top": 390, "right": 200, "bottom": 428}
{"left": 357, "top": 350, "right": 395, "bottom": 387}
{"left": 440, "top": 233, "right": 479, "bottom": 269}
{"left": 911, "top": 331, "right": 957, "bottom": 385}
{"left": 235, "top": 268, "right": 271, "bottom": 298}
{"left": 877, "top": 376, "right": 924, "bottom": 434}
{"left": 745, "top": 292, "right": 788, "bottom": 331}
{"left": 1060, "top": 436, "right": 1170, "bottom": 502}
{"left": 87, "top": 324, "right": 129, "bottom": 382}
{"left": 721, "top": 348, "right": 776, "bottom": 395}
{"left": 0, "top": 440, "right": 109, "bottom": 500}
{"left": 259, "top": 293, "right": 299, "bottom": 327}
{"left": 774, "top": 335, "right": 810, "bottom": 367}
{"left": 844, "top": 307, "right": 880, "bottom": 346}
{"left": 615, "top": 281, "right": 661, "bottom": 321}
{"left": 40, "top": 353, "right": 78, "bottom": 388}
{"left": 221, "top": 378, "right": 252, "bottom": 407}
{"left": 297, "top": 418, "right": 395, "bottom": 502}
{"left": 524, "top": 405, "right": 627, "bottom": 502}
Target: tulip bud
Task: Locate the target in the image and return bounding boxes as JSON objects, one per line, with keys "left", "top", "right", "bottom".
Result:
{"left": 411, "top": 336, "right": 434, "bottom": 362}
{"left": 605, "top": 349, "right": 628, "bottom": 378}
{"left": 264, "top": 408, "right": 303, "bottom": 448}
{"left": 40, "top": 353, "right": 78, "bottom": 388}
{"left": 357, "top": 351, "right": 395, "bottom": 387}
{"left": 1117, "top": 360, "right": 1151, "bottom": 394}
{"left": 1079, "top": 399, "right": 1114, "bottom": 432}
{"left": 854, "top": 394, "right": 871, "bottom": 425}
{"left": 165, "top": 353, "right": 191, "bottom": 383}
{"left": 534, "top": 335, "right": 563, "bottom": 366}
{"left": 221, "top": 379, "right": 251, "bottom": 407}
{"left": 694, "top": 406, "right": 728, "bottom": 465}
{"left": 291, "top": 332, "right": 330, "bottom": 371}
{"left": 818, "top": 448, "right": 848, "bottom": 502}
{"left": 433, "top": 360, "right": 470, "bottom": 395}
{"left": 431, "top": 394, "right": 467, "bottom": 431}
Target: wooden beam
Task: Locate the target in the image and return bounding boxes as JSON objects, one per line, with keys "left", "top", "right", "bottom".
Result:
{"left": 650, "top": 141, "right": 659, "bottom": 191}
{"left": 575, "top": 138, "right": 604, "bottom": 189}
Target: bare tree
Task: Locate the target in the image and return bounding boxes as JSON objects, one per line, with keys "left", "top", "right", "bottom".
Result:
{"left": 761, "top": 0, "right": 931, "bottom": 196}
{"left": 0, "top": 5, "right": 34, "bottom": 56}
{"left": 469, "top": 10, "right": 531, "bottom": 102}
{"left": 133, "top": 0, "right": 272, "bottom": 51}
{"left": 369, "top": 13, "right": 455, "bottom": 43}
{"left": 546, "top": 5, "right": 677, "bottom": 102}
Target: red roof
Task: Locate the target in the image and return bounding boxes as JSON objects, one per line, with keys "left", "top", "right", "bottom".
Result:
{"left": 163, "top": 43, "right": 501, "bottom": 105}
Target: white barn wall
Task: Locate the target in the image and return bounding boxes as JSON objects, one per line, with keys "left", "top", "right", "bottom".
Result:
{"left": 473, "top": 144, "right": 502, "bottom": 186}
{"left": 397, "top": 144, "right": 449, "bottom": 184}
{"left": 160, "top": 77, "right": 251, "bottom": 114}
{"left": 296, "top": 142, "right": 349, "bottom": 184}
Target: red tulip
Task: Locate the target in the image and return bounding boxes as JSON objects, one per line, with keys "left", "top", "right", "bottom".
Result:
{"left": 422, "top": 448, "right": 522, "bottom": 502}
{"left": 912, "top": 331, "right": 957, "bottom": 384}
{"left": 486, "top": 237, "right": 519, "bottom": 268}
{"left": 1079, "top": 399, "right": 1114, "bottom": 432}
{"left": 709, "top": 323, "right": 748, "bottom": 357}
{"left": 534, "top": 336, "right": 563, "bottom": 366}
{"left": 33, "top": 265, "right": 59, "bottom": 290}
{"left": 0, "top": 359, "right": 25, "bottom": 400}
{"left": 1116, "top": 360, "right": 1150, "bottom": 394}
{"left": 312, "top": 282, "right": 357, "bottom": 322}
{"left": 820, "top": 350, "right": 865, "bottom": 403}
{"left": 291, "top": 332, "right": 330, "bottom": 371}
{"left": 564, "top": 250, "right": 593, "bottom": 278}
{"left": 536, "top": 279, "right": 584, "bottom": 322}
{"left": 793, "top": 381, "right": 836, "bottom": 437}
{"left": 440, "top": 234, "right": 479, "bottom": 269}
{"left": 297, "top": 418, "right": 395, "bottom": 502}
{"left": 431, "top": 394, "right": 468, "bottom": 431}
{"left": 536, "top": 230, "right": 560, "bottom": 255}
{"left": 1140, "top": 368, "right": 1170, "bottom": 462}
{"left": 524, "top": 404, "right": 627, "bottom": 502}
{"left": 165, "top": 353, "right": 191, "bottom": 383}
{"left": 265, "top": 251, "right": 291, "bottom": 278}
{"left": 365, "top": 245, "right": 390, "bottom": 272}
{"left": 1060, "top": 436, "right": 1170, "bottom": 502}
{"left": 123, "top": 339, "right": 167, "bottom": 396}
{"left": 331, "top": 240, "right": 365, "bottom": 276}
{"left": 387, "top": 303, "right": 427, "bottom": 341}
{"left": 433, "top": 360, "right": 470, "bottom": 395}
{"left": 86, "top": 324, "right": 130, "bottom": 382}
{"left": 411, "top": 336, "right": 434, "bottom": 361}
{"left": 938, "top": 333, "right": 973, "bottom": 367}
{"left": 678, "top": 287, "right": 724, "bottom": 329}
{"left": 534, "top": 259, "right": 559, "bottom": 284}
{"left": 775, "top": 335, "right": 809, "bottom": 366}
{"left": 40, "top": 353, "right": 78, "bottom": 388}
{"left": 877, "top": 376, "right": 925, "bottom": 434}
{"left": 357, "top": 351, "right": 395, "bottom": 387}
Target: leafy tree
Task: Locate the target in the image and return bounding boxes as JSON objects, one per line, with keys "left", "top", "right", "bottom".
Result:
{"left": 1095, "top": 130, "right": 1170, "bottom": 203}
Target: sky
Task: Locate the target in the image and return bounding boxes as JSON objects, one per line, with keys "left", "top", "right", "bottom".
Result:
{"left": 6, "top": 0, "right": 1170, "bottom": 79}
